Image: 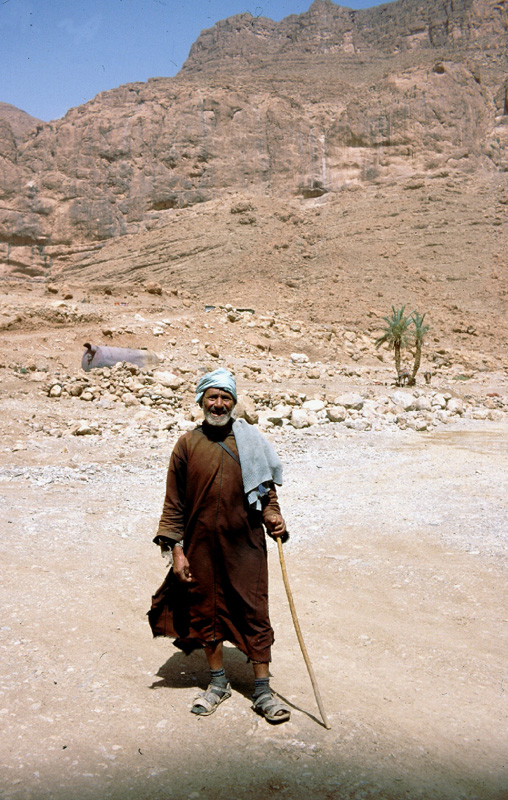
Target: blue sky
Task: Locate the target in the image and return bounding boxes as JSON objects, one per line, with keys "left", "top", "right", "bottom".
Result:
{"left": 1, "top": 0, "right": 389, "bottom": 122}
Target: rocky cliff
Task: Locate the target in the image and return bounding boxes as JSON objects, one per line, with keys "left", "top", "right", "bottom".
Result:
{"left": 0, "top": 0, "right": 507, "bottom": 277}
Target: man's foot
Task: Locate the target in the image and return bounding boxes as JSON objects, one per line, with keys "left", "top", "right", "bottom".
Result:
{"left": 191, "top": 682, "right": 232, "bottom": 716}
{"left": 252, "top": 690, "right": 290, "bottom": 724}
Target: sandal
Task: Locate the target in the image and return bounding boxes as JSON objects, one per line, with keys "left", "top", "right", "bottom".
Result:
{"left": 191, "top": 682, "right": 232, "bottom": 716}
{"left": 252, "top": 690, "right": 291, "bottom": 724}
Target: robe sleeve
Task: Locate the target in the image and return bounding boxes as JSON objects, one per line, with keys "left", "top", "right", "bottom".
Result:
{"left": 261, "top": 485, "right": 282, "bottom": 522}
{"left": 153, "top": 437, "right": 187, "bottom": 547}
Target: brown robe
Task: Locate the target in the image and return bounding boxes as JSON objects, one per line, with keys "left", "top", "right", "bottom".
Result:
{"left": 148, "top": 421, "right": 282, "bottom": 662}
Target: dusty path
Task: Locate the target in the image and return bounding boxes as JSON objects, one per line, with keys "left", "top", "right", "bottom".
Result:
{"left": 1, "top": 420, "right": 507, "bottom": 800}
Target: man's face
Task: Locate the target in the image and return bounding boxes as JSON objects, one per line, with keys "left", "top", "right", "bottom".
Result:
{"left": 201, "top": 388, "right": 235, "bottom": 427}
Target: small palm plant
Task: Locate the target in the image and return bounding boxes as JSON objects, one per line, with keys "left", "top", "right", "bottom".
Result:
{"left": 375, "top": 305, "right": 413, "bottom": 378}
{"left": 409, "top": 311, "right": 429, "bottom": 385}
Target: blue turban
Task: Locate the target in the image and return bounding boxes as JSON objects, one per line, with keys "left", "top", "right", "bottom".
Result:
{"left": 195, "top": 368, "right": 237, "bottom": 404}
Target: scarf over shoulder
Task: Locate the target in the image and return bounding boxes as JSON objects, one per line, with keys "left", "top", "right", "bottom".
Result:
{"left": 232, "top": 418, "right": 283, "bottom": 510}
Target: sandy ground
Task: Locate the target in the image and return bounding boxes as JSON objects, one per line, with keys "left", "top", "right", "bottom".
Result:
{"left": 1, "top": 415, "right": 507, "bottom": 800}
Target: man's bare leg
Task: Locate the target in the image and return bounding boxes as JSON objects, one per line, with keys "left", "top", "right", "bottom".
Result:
{"left": 203, "top": 641, "right": 224, "bottom": 671}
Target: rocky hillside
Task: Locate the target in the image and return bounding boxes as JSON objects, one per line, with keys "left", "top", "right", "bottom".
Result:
{"left": 0, "top": 0, "right": 507, "bottom": 280}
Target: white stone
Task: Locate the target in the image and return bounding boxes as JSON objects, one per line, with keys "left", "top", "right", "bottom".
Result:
{"left": 49, "top": 384, "right": 62, "bottom": 397}
{"left": 152, "top": 327, "right": 165, "bottom": 336}
{"left": 72, "top": 421, "right": 101, "bottom": 436}
{"left": 121, "top": 392, "right": 139, "bottom": 407}
{"left": 345, "top": 418, "right": 370, "bottom": 431}
{"left": 256, "top": 409, "right": 275, "bottom": 428}
{"left": 446, "top": 398, "right": 464, "bottom": 415}
{"left": 326, "top": 405, "right": 346, "bottom": 423}
{"left": 390, "top": 391, "right": 414, "bottom": 411}
{"left": 414, "top": 395, "right": 432, "bottom": 411}
{"left": 154, "top": 371, "right": 183, "bottom": 390}
{"left": 432, "top": 394, "right": 447, "bottom": 409}
{"left": 290, "top": 353, "right": 309, "bottom": 364}
{"left": 271, "top": 403, "right": 292, "bottom": 420}
{"left": 333, "top": 393, "right": 364, "bottom": 410}
{"left": 177, "top": 419, "right": 197, "bottom": 432}
{"left": 290, "top": 408, "right": 311, "bottom": 428}
{"left": 303, "top": 399, "right": 325, "bottom": 412}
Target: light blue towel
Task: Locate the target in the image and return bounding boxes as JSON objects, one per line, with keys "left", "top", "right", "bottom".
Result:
{"left": 232, "top": 418, "right": 283, "bottom": 509}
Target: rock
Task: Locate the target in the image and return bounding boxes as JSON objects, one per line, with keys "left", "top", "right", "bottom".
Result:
{"left": 334, "top": 393, "right": 364, "bottom": 410}
{"left": 155, "top": 386, "right": 175, "bottom": 400}
{"left": 290, "top": 408, "right": 311, "bottom": 428}
{"left": 145, "top": 281, "right": 162, "bottom": 295}
{"left": 154, "top": 371, "right": 184, "bottom": 390}
{"left": 446, "top": 397, "right": 464, "bottom": 415}
{"left": 80, "top": 390, "right": 94, "bottom": 402}
{"left": 414, "top": 395, "right": 432, "bottom": 411}
{"left": 256, "top": 409, "right": 275, "bottom": 428}
{"left": 307, "top": 368, "right": 321, "bottom": 379}
{"left": 153, "top": 327, "right": 165, "bottom": 336}
{"left": 303, "top": 399, "right": 325, "bottom": 412}
{"left": 291, "top": 353, "right": 309, "bottom": 364}
{"left": 235, "top": 394, "right": 259, "bottom": 425}
{"left": 345, "top": 418, "right": 370, "bottom": 431}
{"left": 177, "top": 419, "right": 197, "bottom": 432}
{"left": 390, "top": 391, "right": 415, "bottom": 411}
{"left": 71, "top": 421, "right": 101, "bottom": 436}
{"left": 326, "top": 405, "right": 347, "bottom": 423}
{"left": 49, "top": 384, "right": 62, "bottom": 397}
{"left": 205, "top": 345, "right": 220, "bottom": 358}
{"left": 270, "top": 403, "right": 292, "bottom": 420}
{"left": 432, "top": 393, "right": 447, "bottom": 409}
{"left": 121, "top": 392, "right": 139, "bottom": 407}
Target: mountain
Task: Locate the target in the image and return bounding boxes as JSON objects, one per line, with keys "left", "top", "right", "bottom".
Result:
{"left": 0, "top": 0, "right": 507, "bottom": 279}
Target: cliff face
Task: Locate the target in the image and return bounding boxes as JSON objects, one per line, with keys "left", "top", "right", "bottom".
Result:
{"left": 0, "top": 0, "right": 507, "bottom": 277}
{"left": 182, "top": 0, "right": 507, "bottom": 77}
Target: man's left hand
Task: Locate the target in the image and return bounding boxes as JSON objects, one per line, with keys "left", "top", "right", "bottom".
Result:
{"left": 264, "top": 514, "right": 286, "bottom": 537}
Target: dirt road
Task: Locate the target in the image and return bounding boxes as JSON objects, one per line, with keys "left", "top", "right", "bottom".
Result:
{"left": 1, "top": 419, "right": 507, "bottom": 800}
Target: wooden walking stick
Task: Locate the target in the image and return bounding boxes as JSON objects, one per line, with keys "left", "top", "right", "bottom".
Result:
{"left": 276, "top": 537, "right": 331, "bottom": 729}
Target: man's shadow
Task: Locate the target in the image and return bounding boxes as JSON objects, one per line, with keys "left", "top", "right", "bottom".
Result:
{"left": 149, "top": 644, "right": 323, "bottom": 725}
{"left": 149, "top": 644, "right": 257, "bottom": 700}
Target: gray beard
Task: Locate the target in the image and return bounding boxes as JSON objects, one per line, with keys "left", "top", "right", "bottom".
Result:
{"left": 203, "top": 408, "right": 233, "bottom": 427}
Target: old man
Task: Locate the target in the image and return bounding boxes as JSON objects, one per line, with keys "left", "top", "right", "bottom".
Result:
{"left": 149, "top": 368, "right": 290, "bottom": 723}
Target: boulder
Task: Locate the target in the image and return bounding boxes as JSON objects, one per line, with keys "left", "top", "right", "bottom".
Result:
{"left": 154, "top": 371, "right": 184, "bottom": 390}
{"left": 235, "top": 394, "right": 259, "bottom": 425}
{"left": 446, "top": 397, "right": 464, "bottom": 415}
{"left": 290, "top": 353, "right": 309, "bottom": 364}
{"left": 326, "top": 405, "right": 347, "bottom": 423}
{"left": 390, "top": 391, "right": 415, "bottom": 411}
{"left": 334, "top": 392, "right": 364, "bottom": 410}
{"left": 414, "top": 395, "right": 432, "bottom": 411}
{"left": 290, "top": 408, "right": 312, "bottom": 429}
{"left": 303, "top": 399, "right": 325, "bottom": 412}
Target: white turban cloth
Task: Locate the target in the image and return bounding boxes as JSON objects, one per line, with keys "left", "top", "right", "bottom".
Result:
{"left": 195, "top": 368, "right": 237, "bottom": 404}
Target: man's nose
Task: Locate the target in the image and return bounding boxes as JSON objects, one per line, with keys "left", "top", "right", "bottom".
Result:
{"left": 215, "top": 395, "right": 224, "bottom": 407}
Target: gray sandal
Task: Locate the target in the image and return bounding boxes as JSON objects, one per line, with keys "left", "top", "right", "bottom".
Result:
{"left": 252, "top": 690, "right": 291, "bottom": 724}
{"left": 191, "top": 682, "right": 232, "bottom": 716}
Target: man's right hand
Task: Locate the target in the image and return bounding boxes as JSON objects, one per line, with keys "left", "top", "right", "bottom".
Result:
{"left": 173, "top": 548, "right": 193, "bottom": 583}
